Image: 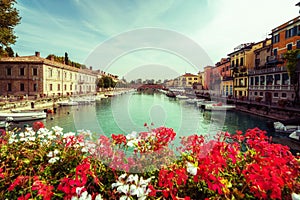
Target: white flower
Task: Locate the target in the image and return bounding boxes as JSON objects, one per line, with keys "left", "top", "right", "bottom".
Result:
{"left": 119, "top": 173, "right": 127, "bottom": 181}
{"left": 186, "top": 162, "right": 197, "bottom": 176}
{"left": 71, "top": 191, "right": 92, "bottom": 200}
{"left": 117, "top": 184, "right": 129, "bottom": 194}
{"left": 95, "top": 194, "right": 103, "bottom": 200}
{"left": 28, "top": 136, "right": 36, "bottom": 141}
{"left": 20, "top": 137, "right": 28, "bottom": 142}
{"left": 292, "top": 193, "right": 300, "bottom": 200}
{"left": 139, "top": 177, "right": 153, "bottom": 186}
{"left": 48, "top": 156, "right": 60, "bottom": 164}
{"left": 126, "top": 131, "right": 137, "bottom": 140}
{"left": 76, "top": 186, "right": 85, "bottom": 196}
{"left": 127, "top": 174, "right": 138, "bottom": 184}
{"left": 47, "top": 151, "right": 53, "bottom": 157}
{"left": 53, "top": 149, "right": 60, "bottom": 155}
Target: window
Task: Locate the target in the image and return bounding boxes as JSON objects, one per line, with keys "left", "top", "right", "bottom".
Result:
{"left": 188, "top": 77, "right": 192, "bottom": 80}
{"left": 33, "top": 68, "right": 38, "bottom": 76}
{"left": 70, "top": 85, "right": 72, "bottom": 90}
{"left": 6, "top": 68, "right": 12, "bottom": 76}
{"left": 50, "top": 84, "right": 53, "bottom": 91}
{"left": 255, "top": 77, "right": 259, "bottom": 85}
{"left": 20, "top": 83, "right": 25, "bottom": 91}
{"left": 266, "top": 75, "right": 273, "bottom": 85}
{"left": 64, "top": 84, "right": 67, "bottom": 90}
{"left": 57, "top": 70, "right": 60, "bottom": 78}
{"left": 49, "top": 69, "right": 53, "bottom": 78}
{"left": 274, "top": 74, "right": 281, "bottom": 85}
{"left": 240, "top": 57, "right": 244, "bottom": 66}
{"left": 239, "top": 78, "right": 244, "bottom": 86}
{"left": 250, "top": 77, "right": 254, "bottom": 85}
{"left": 287, "top": 43, "right": 293, "bottom": 50}
{"left": 273, "top": 48, "right": 278, "bottom": 56}
{"left": 194, "top": 77, "right": 198, "bottom": 80}
{"left": 274, "top": 93, "right": 278, "bottom": 97}
{"left": 282, "top": 73, "right": 289, "bottom": 85}
{"left": 260, "top": 92, "right": 263, "bottom": 96}
{"left": 231, "top": 61, "right": 234, "bottom": 68}
{"left": 282, "top": 93, "right": 287, "bottom": 98}
{"left": 297, "top": 40, "right": 300, "bottom": 49}
{"left": 254, "top": 92, "right": 258, "bottom": 95}
{"left": 260, "top": 76, "right": 265, "bottom": 85}
{"left": 273, "top": 33, "right": 280, "bottom": 43}
{"left": 34, "top": 84, "right": 37, "bottom": 92}
{"left": 8, "top": 83, "right": 12, "bottom": 92}
{"left": 20, "top": 68, "right": 25, "bottom": 76}
{"left": 58, "top": 84, "right": 60, "bottom": 91}
{"left": 235, "top": 59, "right": 239, "bottom": 67}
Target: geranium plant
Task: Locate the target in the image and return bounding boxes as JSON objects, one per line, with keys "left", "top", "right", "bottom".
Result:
{"left": 0, "top": 122, "right": 299, "bottom": 200}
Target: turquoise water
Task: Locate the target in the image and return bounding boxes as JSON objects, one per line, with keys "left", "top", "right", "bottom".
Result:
{"left": 41, "top": 92, "right": 270, "bottom": 140}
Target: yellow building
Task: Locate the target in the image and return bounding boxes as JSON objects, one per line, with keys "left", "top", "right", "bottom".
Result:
{"left": 228, "top": 43, "right": 254, "bottom": 99}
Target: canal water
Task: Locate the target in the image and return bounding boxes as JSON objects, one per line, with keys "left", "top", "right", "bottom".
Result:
{"left": 39, "top": 92, "right": 271, "bottom": 142}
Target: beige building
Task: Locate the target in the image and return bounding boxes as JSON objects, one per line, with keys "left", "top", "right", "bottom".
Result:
{"left": 0, "top": 52, "right": 98, "bottom": 98}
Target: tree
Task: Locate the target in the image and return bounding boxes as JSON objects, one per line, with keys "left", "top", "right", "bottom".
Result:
{"left": 103, "top": 76, "right": 112, "bottom": 88}
{"left": 96, "top": 77, "right": 104, "bottom": 88}
{"left": 283, "top": 49, "right": 300, "bottom": 104}
{"left": 0, "top": 0, "right": 21, "bottom": 48}
{"left": 5, "top": 46, "right": 14, "bottom": 57}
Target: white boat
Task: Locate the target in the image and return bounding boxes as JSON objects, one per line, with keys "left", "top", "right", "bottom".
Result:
{"left": 57, "top": 100, "right": 79, "bottom": 106}
{"left": 95, "top": 94, "right": 108, "bottom": 101}
{"left": 0, "top": 121, "right": 9, "bottom": 128}
{"left": 185, "top": 98, "right": 205, "bottom": 105}
{"left": 0, "top": 112, "right": 47, "bottom": 122}
{"left": 176, "top": 95, "right": 189, "bottom": 100}
{"left": 205, "top": 103, "right": 236, "bottom": 111}
{"left": 197, "top": 101, "right": 216, "bottom": 109}
{"left": 289, "top": 130, "right": 300, "bottom": 141}
{"left": 70, "top": 97, "right": 95, "bottom": 104}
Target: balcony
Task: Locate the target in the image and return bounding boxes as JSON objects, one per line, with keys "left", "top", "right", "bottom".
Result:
{"left": 234, "top": 84, "right": 247, "bottom": 88}
{"left": 249, "top": 85, "right": 292, "bottom": 91}
{"left": 222, "top": 76, "right": 233, "bottom": 81}
{"left": 248, "top": 66, "right": 287, "bottom": 75}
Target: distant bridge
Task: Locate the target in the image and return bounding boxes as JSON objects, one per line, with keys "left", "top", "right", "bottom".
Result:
{"left": 137, "top": 84, "right": 165, "bottom": 91}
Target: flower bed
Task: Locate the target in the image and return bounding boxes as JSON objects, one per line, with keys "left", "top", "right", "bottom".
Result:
{"left": 0, "top": 123, "right": 299, "bottom": 200}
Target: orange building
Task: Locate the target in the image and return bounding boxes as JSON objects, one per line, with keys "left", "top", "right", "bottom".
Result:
{"left": 271, "top": 16, "right": 300, "bottom": 59}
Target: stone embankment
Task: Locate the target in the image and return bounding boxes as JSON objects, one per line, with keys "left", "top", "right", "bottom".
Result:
{"left": 234, "top": 102, "right": 300, "bottom": 121}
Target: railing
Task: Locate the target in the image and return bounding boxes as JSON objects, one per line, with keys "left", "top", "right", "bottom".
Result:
{"left": 248, "top": 66, "right": 287, "bottom": 75}
{"left": 249, "top": 85, "right": 292, "bottom": 90}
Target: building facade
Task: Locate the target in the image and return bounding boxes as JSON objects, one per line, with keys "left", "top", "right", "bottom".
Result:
{"left": 214, "top": 58, "right": 233, "bottom": 97}
{"left": 0, "top": 52, "right": 98, "bottom": 98}
{"left": 228, "top": 43, "right": 254, "bottom": 99}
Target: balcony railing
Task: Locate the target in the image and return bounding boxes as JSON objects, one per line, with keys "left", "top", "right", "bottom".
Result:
{"left": 248, "top": 66, "right": 287, "bottom": 75}
{"left": 249, "top": 85, "right": 292, "bottom": 91}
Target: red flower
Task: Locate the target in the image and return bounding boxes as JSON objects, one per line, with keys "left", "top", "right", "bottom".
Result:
{"left": 33, "top": 121, "right": 45, "bottom": 131}
{"left": 111, "top": 134, "right": 127, "bottom": 145}
{"left": 17, "top": 193, "right": 31, "bottom": 200}
{"left": 32, "top": 178, "right": 54, "bottom": 200}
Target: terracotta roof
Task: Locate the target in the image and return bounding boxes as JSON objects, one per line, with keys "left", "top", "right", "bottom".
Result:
{"left": 0, "top": 56, "right": 96, "bottom": 75}
{"left": 182, "top": 73, "right": 198, "bottom": 77}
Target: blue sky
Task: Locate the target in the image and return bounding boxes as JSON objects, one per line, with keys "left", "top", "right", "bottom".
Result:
{"left": 13, "top": 0, "right": 299, "bottom": 80}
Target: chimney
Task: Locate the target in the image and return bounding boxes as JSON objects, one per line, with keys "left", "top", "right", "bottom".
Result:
{"left": 50, "top": 55, "right": 55, "bottom": 61}
{"left": 35, "top": 51, "right": 40, "bottom": 57}
{"left": 90, "top": 66, "right": 93, "bottom": 70}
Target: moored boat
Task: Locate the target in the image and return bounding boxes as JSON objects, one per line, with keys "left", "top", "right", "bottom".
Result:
{"left": 0, "top": 112, "right": 47, "bottom": 122}
{"left": 57, "top": 100, "right": 79, "bottom": 106}
{"left": 166, "top": 91, "right": 176, "bottom": 98}
{"left": 205, "top": 103, "right": 236, "bottom": 111}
